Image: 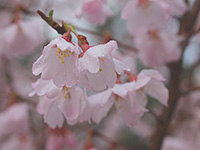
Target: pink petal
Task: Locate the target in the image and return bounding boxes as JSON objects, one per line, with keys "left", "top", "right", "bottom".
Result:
{"left": 89, "top": 89, "right": 113, "bottom": 123}
{"left": 58, "top": 87, "right": 83, "bottom": 122}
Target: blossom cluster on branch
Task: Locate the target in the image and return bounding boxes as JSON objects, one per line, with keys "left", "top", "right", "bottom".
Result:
{"left": 30, "top": 25, "right": 168, "bottom": 128}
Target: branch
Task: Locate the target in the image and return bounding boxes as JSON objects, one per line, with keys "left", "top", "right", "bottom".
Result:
{"left": 37, "top": 10, "right": 67, "bottom": 35}
{"left": 181, "top": 86, "right": 200, "bottom": 96}
{"left": 37, "top": 10, "right": 138, "bottom": 53}
{"left": 150, "top": 0, "right": 200, "bottom": 150}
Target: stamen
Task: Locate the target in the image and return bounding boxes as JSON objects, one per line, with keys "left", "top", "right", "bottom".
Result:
{"left": 99, "top": 68, "right": 103, "bottom": 72}
{"left": 100, "top": 58, "right": 104, "bottom": 62}
{"left": 139, "top": 90, "right": 146, "bottom": 100}
{"left": 56, "top": 48, "right": 72, "bottom": 63}
{"left": 61, "top": 54, "right": 65, "bottom": 63}
{"left": 64, "top": 87, "right": 68, "bottom": 99}
{"left": 117, "top": 97, "right": 122, "bottom": 109}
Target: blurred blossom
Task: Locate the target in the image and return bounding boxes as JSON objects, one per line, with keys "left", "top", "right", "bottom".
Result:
{"left": 162, "top": 136, "right": 192, "bottom": 150}
{"left": 0, "top": 134, "right": 35, "bottom": 150}
{"left": 76, "top": 0, "right": 112, "bottom": 25}
{"left": 0, "top": 18, "right": 44, "bottom": 57}
{"left": 121, "top": 0, "right": 170, "bottom": 36}
{"left": 0, "top": 103, "right": 29, "bottom": 138}
{"left": 46, "top": 127, "right": 77, "bottom": 150}
{"left": 135, "top": 30, "right": 182, "bottom": 67}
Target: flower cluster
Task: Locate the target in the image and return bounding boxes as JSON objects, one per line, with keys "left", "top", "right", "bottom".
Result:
{"left": 30, "top": 29, "right": 168, "bottom": 128}
{"left": 121, "top": 0, "right": 185, "bottom": 67}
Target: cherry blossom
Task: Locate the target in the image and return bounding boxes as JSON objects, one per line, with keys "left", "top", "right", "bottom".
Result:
{"left": 32, "top": 37, "right": 81, "bottom": 88}
{"left": 88, "top": 82, "right": 147, "bottom": 127}
{"left": 34, "top": 80, "right": 89, "bottom": 127}
{"left": 79, "top": 40, "right": 122, "bottom": 91}
{"left": 37, "top": 95, "right": 65, "bottom": 128}
{"left": 157, "top": 0, "right": 187, "bottom": 16}
{"left": 134, "top": 69, "right": 169, "bottom": 106}
{"left": 121, "top": 0, "right": 170, "bottom": 35}
{"left": 1, "top": 0, "right": 200, "bottom": 149}
{"left": 0, "top": 18, "right": 44, "bottom": 57}
{"left": 0, "top": 134, "right": 35, "bottom": 150}
{"left": 135, "top": 30, "right": 182, "bottom": 67}
{"left": 28, "top": 78, "right": 58, "bottom": 97}
{"left": 76, "top": 0, "right": 112, "bottom": 25}
{"left": 162, "top": 136, "right": 192, "bottom": 150}
{"left": 89, "top": 69, "right": 168, "bottom": 127}
{"left": 111, "top": 49, "right": 137, "bottom": 74}
{"left": 46, "top": 128, "right": 77, "bottom": 150}
{"left": 0, "top": 103, "right": 29, "bottom": 138}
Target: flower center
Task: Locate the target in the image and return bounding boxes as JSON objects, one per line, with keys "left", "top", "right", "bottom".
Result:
{"left": 63, "top": 86, "right": 71, "bottom": 99}
{"left": 138, "top": 0, "right": 150, "bottom": 9}
{"left": 115, "top": 96, "right": 122, "bottom": 109}
{"left": 56, "top": 48, "right": 72, "bottom": 63}
{"left": 100, "top": 57, "right": 104, "bottom": 62}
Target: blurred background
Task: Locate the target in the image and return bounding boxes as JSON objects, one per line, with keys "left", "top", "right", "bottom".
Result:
{"left": 0, "top": 0, "right": 200, "bottom": 150}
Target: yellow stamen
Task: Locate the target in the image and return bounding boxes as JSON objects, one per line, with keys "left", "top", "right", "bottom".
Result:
{"left": 64, "top": 87, "right": 68, "bottom": 99}
{"left": 56, "top": 48, "right": 72, "bottom": 63}
{"left": 100, "top": 58, "right": 104, "bottom": 62}
{"left": 139, "top": 90, "right": 146, "bottom": 100}
{"left": 117, "top": 97, "right": 122, "bottom": 109}
{"left": 99, "top": 68, "right": 103, "bottom": 72}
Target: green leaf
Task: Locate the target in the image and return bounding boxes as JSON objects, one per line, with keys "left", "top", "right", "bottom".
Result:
{"left": 49, "top": 9, "right": 54, "bottom": 18}
{"left": 65, "top": 23, "right": 69, "bottom": 30}
{"left": 71, "top": 24, "right": 75, "bottom": 32}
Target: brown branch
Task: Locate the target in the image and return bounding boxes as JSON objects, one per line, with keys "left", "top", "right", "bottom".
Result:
{"left": 37, "top": 10, "right": 67, "bottom": 35}
{"left": 150, "top": 0, "right": 200, "bottom": 150}
{"left": 37, "top": 10, "right": 138, "bottom": 53}
{"left": 181, "top": 86, "right": 200, "bottom": 96}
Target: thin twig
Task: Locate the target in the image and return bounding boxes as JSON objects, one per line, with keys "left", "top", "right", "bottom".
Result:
{"left": 181, "top": 86, "right": 200, "bottom": 96}
{"left": 37, "top": 10, "right": 67, "bottom": 35}
{"left": 37, "top": 10, "right": 138, "bottom": 53}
